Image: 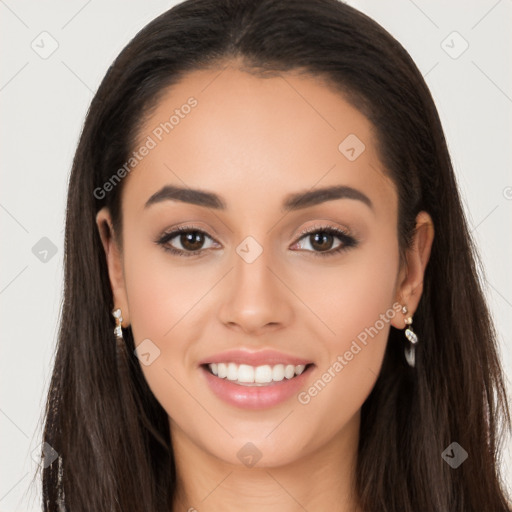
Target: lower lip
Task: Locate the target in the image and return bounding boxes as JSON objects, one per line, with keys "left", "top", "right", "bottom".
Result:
{"left": 200, "top": 364, "right": 314, "bottom": 410}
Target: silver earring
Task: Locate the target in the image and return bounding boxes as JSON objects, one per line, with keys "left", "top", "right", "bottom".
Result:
{"left": 401, "top": 305, "right": 418, "bottom": 367}
{"left": 112, "top": 308, "right": 123, "bottom": 340}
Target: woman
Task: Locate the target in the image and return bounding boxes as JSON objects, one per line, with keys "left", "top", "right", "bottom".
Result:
{"left": 39, "top": 0, "right": 512, "bottom": 510}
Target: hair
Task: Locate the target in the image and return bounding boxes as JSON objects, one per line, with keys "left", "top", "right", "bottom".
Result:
{"left": 38, "top": 0, "right": 511, "bottom": 510}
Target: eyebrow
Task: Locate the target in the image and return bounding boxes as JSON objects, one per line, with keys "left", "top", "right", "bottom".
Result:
{"left": 144, "top": 184, "right": 373, "bottom": 212}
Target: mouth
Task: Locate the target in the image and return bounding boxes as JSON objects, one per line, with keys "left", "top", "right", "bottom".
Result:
{"left": 198, "top": 349, "right": 315, "bottom": 409}
{"left": 202, "top": 362, "right": 314, "bottom": 386}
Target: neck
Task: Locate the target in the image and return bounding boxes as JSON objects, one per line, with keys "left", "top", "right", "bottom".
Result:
{"left": 170, "top": 412, "right": 362, "bottom": 512}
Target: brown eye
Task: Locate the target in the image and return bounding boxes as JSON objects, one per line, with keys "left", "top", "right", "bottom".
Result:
{"left": 293, "top": 226, "right": 358, "bottom": 257}
{"left": 179, "top": 231, "right": 205, "bottom": 251}
{"left": 309, "top": 232, "right": 336, "bottom": 252}
{"left": 156, "top": 227, "right": 220, "bottom": 257}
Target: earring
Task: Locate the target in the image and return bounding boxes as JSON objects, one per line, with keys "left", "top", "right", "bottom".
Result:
{"left": 112, "top": 308, "right": 123, "bottom": 340}
{"left": 401, "top": 305, "right": 418, "bottom": 367}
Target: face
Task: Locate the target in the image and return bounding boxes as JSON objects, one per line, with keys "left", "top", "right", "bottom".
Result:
{"left": 97, "top": 64, "right": 433, "bottom": 469}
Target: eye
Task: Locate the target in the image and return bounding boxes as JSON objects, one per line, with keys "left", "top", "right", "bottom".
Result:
{"left": 291, "top": 225, "right": 358, "bottom": 257}
{"left": 155, "top": 224, "right": 358, "bottom": 258}
{"left": 155, "top": 225, "right": 220, "bottom": 257}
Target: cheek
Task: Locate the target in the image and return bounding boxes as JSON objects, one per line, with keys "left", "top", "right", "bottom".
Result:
{"left": 123, "top": 235, "right": 214, "bottom": 342}
{"left": 303, "top": 228, "right": 400, "bottom": 347}
{"left": 121, "top": 237, "right": 223, "bottom": 403}
{"left": 297, "top": 230, "right": 400, "bottom": 409}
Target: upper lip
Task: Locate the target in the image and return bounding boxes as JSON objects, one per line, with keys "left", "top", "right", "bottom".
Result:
{"left": 198, "top": 349, "right": 313, "bottom": 367}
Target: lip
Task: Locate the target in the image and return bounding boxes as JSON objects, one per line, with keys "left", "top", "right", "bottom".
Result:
{"left": 198, "top": 349, "right": 313, "bottom": 367}
{"left": 200, "top": 363, "right": 314, "bottom": 410}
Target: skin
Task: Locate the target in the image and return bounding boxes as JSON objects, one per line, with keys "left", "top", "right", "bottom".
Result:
{"left": 96, "top": 63, "right": 434, "bottom": 512}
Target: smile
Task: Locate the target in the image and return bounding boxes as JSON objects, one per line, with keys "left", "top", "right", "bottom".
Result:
{"left": 201, "top": 362, "right": 315, "bottom": 409}
{"left": 206, "top": 362, "right": 309, "bottom": 386}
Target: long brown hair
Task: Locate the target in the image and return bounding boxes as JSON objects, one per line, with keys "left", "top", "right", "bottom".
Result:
{"left": 39, "top": 0, "right": 512, "bottom": 510}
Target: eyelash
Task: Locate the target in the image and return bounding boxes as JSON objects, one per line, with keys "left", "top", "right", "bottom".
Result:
{"left": 155, "top": 224, "right": 358, "bottom": 258}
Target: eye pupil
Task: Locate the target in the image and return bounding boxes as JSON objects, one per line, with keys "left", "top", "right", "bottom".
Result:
{"left": 182, "top": 231, "right": 204, "bottom": 251}
{"left": 311, "top": 232, "right": 333, "bottom": 252}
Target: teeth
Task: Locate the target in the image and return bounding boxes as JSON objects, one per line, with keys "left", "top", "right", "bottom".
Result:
{"left": 208, "top": 362, "right": 307, "bottom": 384}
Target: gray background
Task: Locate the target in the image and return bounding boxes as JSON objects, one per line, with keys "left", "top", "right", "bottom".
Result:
{"left": 1, "top": 0, "right": 511, "bottom": 509}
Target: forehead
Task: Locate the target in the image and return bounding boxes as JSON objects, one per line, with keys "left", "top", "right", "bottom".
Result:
{"left": 124, "top": 66, "right": 396, "bottom": 217}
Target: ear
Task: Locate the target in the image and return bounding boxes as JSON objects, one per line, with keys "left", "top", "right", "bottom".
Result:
{"left": 95, "top": 207, "right": 130, "bottom": 327}
{"left": 391, "top": 210, "right": 434, "bottom": 329}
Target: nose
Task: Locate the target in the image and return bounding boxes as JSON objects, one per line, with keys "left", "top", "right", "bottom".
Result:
{"left": 217, "top": 244, "right": 294, "bottom": 335}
